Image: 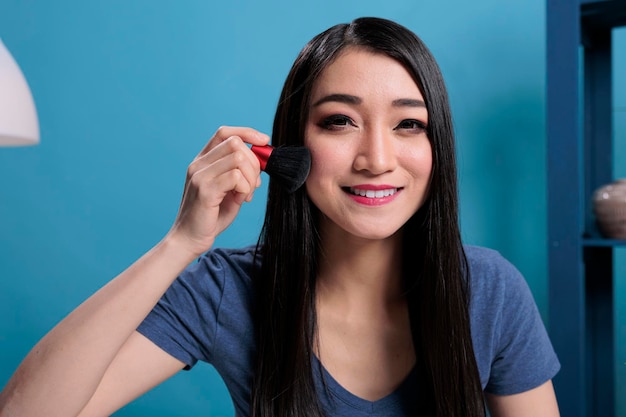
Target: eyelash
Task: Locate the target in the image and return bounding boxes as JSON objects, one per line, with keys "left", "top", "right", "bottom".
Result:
{"left": 319, "top": 115, "right": 354, "bottom": 130}
{"left": 394, "top": 119, "right": 428, "bottom": 132}
{"left": 319, "top": 115, "right": 427, "bottom": 133}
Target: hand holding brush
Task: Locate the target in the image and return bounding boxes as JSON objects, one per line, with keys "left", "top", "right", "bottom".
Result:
{"left": 171, "top": 128, "right": 310, "bottom": 256}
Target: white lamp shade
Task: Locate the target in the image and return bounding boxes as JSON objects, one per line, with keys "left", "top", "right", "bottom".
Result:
{"left": 0, "top": 38, "right": 39, "bottom": 146}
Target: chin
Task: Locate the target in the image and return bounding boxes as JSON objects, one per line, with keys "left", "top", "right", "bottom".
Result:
{"left": 335, "top": 222, "right": 405, "bottom": 242}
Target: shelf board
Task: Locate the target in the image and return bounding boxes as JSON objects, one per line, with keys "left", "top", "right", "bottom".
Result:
{"left": 581, "top": 0, "right": 626, "bottom": 29}
{"left": 582, "top": 237, "right": 626, "bottom": 247}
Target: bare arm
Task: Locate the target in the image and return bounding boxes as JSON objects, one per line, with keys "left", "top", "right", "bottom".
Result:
{"left": 76, "top": 332, "right": 186, "bottom": 417}
{"left": 0, "top": 127, "right": 269, "bottom": 417}
{"left": 486, "top": 380, "right": 560, "bottom": 417}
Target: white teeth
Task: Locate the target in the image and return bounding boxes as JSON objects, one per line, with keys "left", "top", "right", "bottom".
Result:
{"left": 349, "top": 187, "right": 397, "bottom": 198}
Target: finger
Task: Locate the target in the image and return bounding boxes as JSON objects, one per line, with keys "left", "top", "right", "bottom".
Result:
{"left": 183, "top": 168, "right": 251, "bottom": 222}
{"left": 211, "top": 169, "right": 253, "bottom": 200}
{"left": 245, "top": 187, "right": 257, "bottom": 203}
{"left": 188, "top": 136, "right": 261, "bottom": 181}
{"left": 191, "top": 152, "right": 258, "bottom": 202}
{"left": 188, "top": 169, "right": 251, "bottom": 235}
{"left": 243, "top": 173, "right": 262, "bottom": 203}
{"left": 198, "top": 126, "right": 270, "bottom": 157}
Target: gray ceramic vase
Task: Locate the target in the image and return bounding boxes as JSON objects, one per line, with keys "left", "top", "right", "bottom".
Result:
{"left": 593, "top": 179, "right": 626, "bottom": 239}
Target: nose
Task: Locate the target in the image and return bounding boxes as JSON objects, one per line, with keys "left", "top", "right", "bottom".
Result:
{"left": 352, "top": 127, "right": 397, "bottom": 175}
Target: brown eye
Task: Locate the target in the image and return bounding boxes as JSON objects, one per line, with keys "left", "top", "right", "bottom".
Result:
{"left": 395, "top": 119, "right": 427, "bottom": 131}
{"left": 320, "top": 115, "right": 354, "bottom": 130}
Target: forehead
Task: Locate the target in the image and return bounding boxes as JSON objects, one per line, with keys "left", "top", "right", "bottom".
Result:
{"left": 310, "top": 47, "right": 423, "bottom": 101}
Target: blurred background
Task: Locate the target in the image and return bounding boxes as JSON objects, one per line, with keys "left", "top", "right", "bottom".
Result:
{"left": 0, "top": 0, "right": 624, "bottom": 415}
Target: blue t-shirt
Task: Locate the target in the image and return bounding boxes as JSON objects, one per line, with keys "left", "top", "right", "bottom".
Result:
{"left": 137, "top": 245, "right": 560, "bottom": 416}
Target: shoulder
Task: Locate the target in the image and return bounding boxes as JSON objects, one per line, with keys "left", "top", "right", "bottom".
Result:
{"left": 196, "top": 245, "right": 259, "bottom": 275}
{"left": 184, "top": 245, "right": 259, "bottom": 289}
{"left": 464, "top": 245, "right": 560, "bottom": 394}
{"left": 463, "top": 245, "right": 520, "bottom": 278}
{"left": 463, "top": 245, "right": 529, "bottom": 305}
{"left": 135, "top": 245, "right": 258, "bottom": 368}
{"left": 463, "top": 244, "right": 534, "bottom": 326}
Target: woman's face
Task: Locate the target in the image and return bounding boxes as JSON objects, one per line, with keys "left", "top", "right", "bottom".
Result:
{"left": 304, "top": 47, "right": 433, "bottom": 242}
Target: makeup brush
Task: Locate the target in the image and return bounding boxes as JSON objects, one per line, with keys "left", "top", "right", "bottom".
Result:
{"left": 251, "top": 145, "right": 311, "bottom": 193}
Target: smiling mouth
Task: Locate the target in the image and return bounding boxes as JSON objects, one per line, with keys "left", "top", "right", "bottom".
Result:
{"left": 345, "top": 187, "right": 400, "bottom": 198}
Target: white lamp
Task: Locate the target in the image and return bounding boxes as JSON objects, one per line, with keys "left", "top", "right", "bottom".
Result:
{"left": 0, "top": 38, "right": 39, "bottom": 146}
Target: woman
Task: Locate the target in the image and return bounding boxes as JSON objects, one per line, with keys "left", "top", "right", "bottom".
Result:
{"left": 0, "top": 17, "right": 560, "bottom": 417}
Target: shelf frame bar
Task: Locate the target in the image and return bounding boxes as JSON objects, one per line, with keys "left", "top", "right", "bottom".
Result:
{"left": 547, "top": 0, "right": 621, "bottom": 416}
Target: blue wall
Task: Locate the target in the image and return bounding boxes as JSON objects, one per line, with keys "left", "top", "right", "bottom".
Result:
{"left": 614, "top": 26, "right": 626, "bottom": 417}
{"left": 0, "top": 1, "right": 623, "bottom": 416}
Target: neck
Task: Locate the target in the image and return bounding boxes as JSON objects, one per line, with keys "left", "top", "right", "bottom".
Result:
{"left": 316, "top": 227, "right": 404, "bottom": 311}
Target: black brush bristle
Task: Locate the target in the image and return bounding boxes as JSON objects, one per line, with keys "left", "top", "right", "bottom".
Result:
{"left": 264, "top": 146, "right": 311, "bottom": 193}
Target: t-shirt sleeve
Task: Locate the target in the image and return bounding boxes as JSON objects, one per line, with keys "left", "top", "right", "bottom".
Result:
{"left": 480, "top": 254, "right": 561, "bottom": 395}
{"left": 136, "top": 250, "right": 228, "bottom": 369}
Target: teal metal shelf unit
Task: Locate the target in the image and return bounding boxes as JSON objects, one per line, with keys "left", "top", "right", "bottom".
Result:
{"left": 547, "top": 1, "right": 626, "bottom": 417}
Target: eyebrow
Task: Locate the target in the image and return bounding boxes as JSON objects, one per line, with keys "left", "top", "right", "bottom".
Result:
{"left": 312, "top": 94, "right": 361, "bottom": 107}
{"left": 392, "top": 98, "right": 426, "bottom": 108}
{"left": 312, "top": 94, "right": 426, "bottom": 108}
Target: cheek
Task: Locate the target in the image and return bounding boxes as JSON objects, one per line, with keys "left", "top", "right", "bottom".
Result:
{"left": 306, "top": 147, "right": 338, "bottom": 190}
{"left": 305, "top": 138, "right": 350, "bottom": 181}
{"left": 304, "top": 141, "right": 355, "bottom": 207}
{"left": 401, "top": 142, "right": 433, "bottom": 179}
{"left": 421, "top": 155, "right": 434, "bottom": 178}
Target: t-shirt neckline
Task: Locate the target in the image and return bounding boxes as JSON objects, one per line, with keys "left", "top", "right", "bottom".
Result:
{"left": 312, "top": 355, "right": 418, "bottom": 413}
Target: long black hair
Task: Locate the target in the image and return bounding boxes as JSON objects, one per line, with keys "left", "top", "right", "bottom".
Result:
{"left": 252, "top": 17, "right": 485, "bottom": 417}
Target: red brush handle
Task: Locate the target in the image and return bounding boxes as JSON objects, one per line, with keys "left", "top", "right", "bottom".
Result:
{"left": 251, "top": 145, "right": 273, "bottom": 171}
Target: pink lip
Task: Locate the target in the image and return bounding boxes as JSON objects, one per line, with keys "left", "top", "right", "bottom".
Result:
{"left": 343, "top": 184, "right": 402, "bottom": 206}
{"left": 349, "top": 184, "right": 396, "bottom": 190}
